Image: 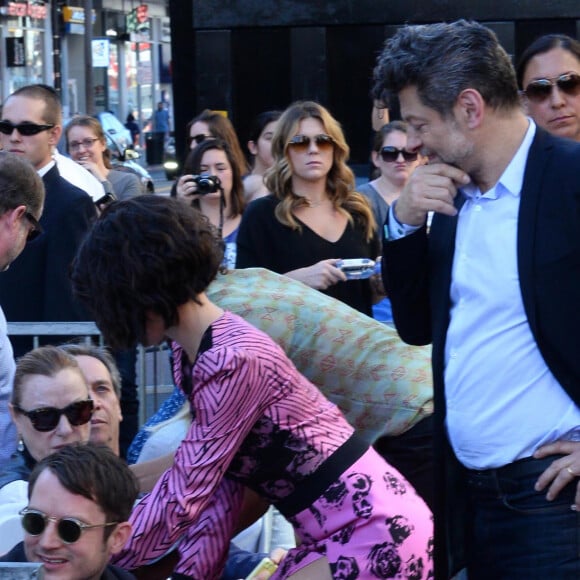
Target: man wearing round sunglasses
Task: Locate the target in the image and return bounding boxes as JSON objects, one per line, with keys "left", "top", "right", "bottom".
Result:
{"left": 0, "top": 344, "right": 179, "bottom": 577}
{"left": 373, "top": 20, "right": 580, "bottom": 579}
{"left": 0, "top": 152, "right": 45, "bottom": 466}
{"left": 0, "top": 84, "right": 96, "bottom": 360}
{"left": 0, "top": 443, "right": 138, "bottom": 579}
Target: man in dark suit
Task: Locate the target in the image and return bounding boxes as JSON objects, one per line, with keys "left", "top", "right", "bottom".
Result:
{"left": 0, "top": 84, "right": 96, "bottom": 355}
{"left": 372, "top": 20, "right": 580, "bottom": 579}
{"left": 0, "top": 153, "right": 45, "bottom": 462}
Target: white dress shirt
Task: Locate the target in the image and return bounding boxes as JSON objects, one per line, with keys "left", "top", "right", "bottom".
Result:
{"left": 389, "top": 120, "right": 580, "bottom": 469}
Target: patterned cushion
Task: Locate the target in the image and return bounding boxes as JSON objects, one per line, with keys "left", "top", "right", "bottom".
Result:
{"left": 208, "top": 268, "right": 433, "bottom": 443}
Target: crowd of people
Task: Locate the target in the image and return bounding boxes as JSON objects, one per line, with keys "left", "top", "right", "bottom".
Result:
{"left": 0, "top": 18, "right": 577, "bottom": 580}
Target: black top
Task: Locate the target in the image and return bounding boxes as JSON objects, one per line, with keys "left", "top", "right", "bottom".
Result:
{"left": 236, "top": 195, "right": 379, "bottom": 316}
{"left": 0, "top": 542, "right": 136, "bottom": 579}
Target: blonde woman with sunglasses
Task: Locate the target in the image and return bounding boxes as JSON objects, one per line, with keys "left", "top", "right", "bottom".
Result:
{"left": 517, "top": 34, "right": 580, "bottom": 142}
{"left": 236, "top": 101, "right": 381, "bottom": 316}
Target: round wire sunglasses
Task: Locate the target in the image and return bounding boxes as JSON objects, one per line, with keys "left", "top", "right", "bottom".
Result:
{"left": 19, "top": 508, "right": 118, "bottom": 544}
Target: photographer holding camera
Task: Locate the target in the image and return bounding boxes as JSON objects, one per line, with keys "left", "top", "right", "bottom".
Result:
{"left": 176, "top": 139, "right": 245, "bottom": 268}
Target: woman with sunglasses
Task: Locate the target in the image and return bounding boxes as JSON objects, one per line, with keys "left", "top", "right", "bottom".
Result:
{"left": 358, "top": 121, "right": 422, "bottom": 231}
{"left": 0, "top": 346, "right": 93, "bottom": 554}
{"left": 65, "top": 115, "right": 141, "bottom": 205}
{"left": 517, "top": 34, "right": 580, "bottom": 142}
{"left": 243, "top": 110, "right": 282, "bottom": 202}
{"left": 172, "top": 110, "right": 248, "bottom": 199}
{"left": 71, "top": 195, "right": 432, "bottom": 579}
{"left": 236, "top": 101, "right": 381, "bottom": 317}
{"left": 358, "top": 122, "right": 423, "bottom": 325}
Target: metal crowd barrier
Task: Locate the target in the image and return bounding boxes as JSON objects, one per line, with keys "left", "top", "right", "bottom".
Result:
{"left": 7, "top": 322, "right": 174, "bottom": 426}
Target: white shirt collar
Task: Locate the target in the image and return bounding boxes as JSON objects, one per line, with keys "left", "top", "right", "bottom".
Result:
{"left": 461, "top": 118, "right": 536, "bottom": 200}
{"left": 37, "top": 159, "right": 56, "bottom": 177}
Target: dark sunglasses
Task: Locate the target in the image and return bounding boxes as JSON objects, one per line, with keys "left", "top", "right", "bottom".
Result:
{"left": 0, "top": 121, "right": 55, "bottom": 136}
{"left": 380, "top": 146, "right": 418, "bottom": 163}
{"left": 523, "top": 72, "right": 580, "bottom": 103}
{"left": 287, "top": 133, "right": 334, "bottom": 152}
{"left": 24, "top": 211, "right": 43, "bottom": 242}
{"left": 13, "top": 399, "right": 94, "bottom": 432}
{"left": 187, "top": 133, "right": 214, "bottom": 147}
{"left": 20, "top": 508, "right": 118, "bottom": 544}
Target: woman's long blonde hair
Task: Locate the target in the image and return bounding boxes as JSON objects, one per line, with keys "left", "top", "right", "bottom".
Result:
{"left": 265, "top": 101, "right": 376, "bottom": 240}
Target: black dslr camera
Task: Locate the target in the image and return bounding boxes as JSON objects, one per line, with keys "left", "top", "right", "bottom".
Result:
{"left": 191, "top": 174, "right": 221, "bottom": 195}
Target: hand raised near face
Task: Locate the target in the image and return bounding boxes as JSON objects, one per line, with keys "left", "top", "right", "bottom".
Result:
{"left": 394, "top": 163, "right": 470, "bottom": 226}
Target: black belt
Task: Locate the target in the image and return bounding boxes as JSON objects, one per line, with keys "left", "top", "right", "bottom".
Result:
{"left": 275, "top": 433, "right": 369, "bottom": 518}
{"left": 467, "top": 454, "right": 565, "bottom": 480}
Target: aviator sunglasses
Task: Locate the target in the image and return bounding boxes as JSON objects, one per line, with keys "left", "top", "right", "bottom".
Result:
{"left": 0, "top": 121, "right": 55, "bottom": 136}
{"left": 20, "top": 508, "right": 119, "bottom": 544}
{"left": 13, "top": 399, "right": 94, "bottom": 432}
{"left": 380, "top": 146, "right": 418, "bottom": 163}
{"left": 287, "top": 133, "right": 335, "bottom": 152}
{"left": 523, "top": 72, "right": 580, "bottom": 103}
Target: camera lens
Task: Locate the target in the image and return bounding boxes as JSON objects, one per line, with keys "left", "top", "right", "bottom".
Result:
{"left": 194, "top": 174, "right": 220, "bottom": 195}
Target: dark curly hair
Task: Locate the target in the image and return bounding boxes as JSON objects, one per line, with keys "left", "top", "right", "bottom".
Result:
{"left": 372, "top": 20, "right": 520, "bottom": 119}
{"left": 71, "top": 196, "right": 224, "bottom": 349}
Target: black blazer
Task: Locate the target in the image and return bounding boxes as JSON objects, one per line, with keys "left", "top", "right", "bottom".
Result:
{"left": 382, "top": 127, "right": 580, "bottom": 577}
{"left": 0, "top": 165, "right": 96, "bottom": 353}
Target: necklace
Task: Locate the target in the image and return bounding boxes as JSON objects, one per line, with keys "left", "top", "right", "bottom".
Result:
{"left": 294, "top": 193, "right": 329, "bottom": 208}
{"left": 305, "top": 198, "right": 327, "bottom": 208}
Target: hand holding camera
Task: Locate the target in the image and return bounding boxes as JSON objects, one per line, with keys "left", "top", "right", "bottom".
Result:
{"left": 336, "top": 258, "right": 376, "bottom": 280}
{"left": 177, "top": 173, "right": 222, "bottom": 198}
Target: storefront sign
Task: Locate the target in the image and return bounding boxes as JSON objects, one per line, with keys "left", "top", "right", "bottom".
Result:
{"left": 137, "top": 61, "right": 152, "bottom": 84}
{"left": 62, "top": 6, "right": 84, "bottom": 23}
{"left": 62, "top": 6, "right": 96, "bottom": 24}
{"left": 1, "top": 2, "right": 47, "bottom": 20}
{"left": 62, "top": 5, "right": 96, "bottom": 34}
{"left": 6, "top": 36, "right": 25, "bottom": 67}
{"left": 92, "top": 38, "right": 110, "bottom": 68}
{"left": 127, "top": 4, "right": 150, "bottom": 41}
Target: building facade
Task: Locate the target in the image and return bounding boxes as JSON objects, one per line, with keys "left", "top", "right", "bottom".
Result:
{"left": 169, "top": 0, "right": 580, "bottom": 168}
{"left": 0, "top": 1, "right": 52, "bottom": 97}
{"left": 0, "top": 0, "right": 171, "bottom": 137}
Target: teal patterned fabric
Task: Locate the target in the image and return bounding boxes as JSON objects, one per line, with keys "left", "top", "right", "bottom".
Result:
{"left": 208, "top": 268, "right": 433, "bottom": 443}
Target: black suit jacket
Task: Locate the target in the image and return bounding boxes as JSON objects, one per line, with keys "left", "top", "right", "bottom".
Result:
{"left": 383, "top": 127, "right": 580, "bottom": 578}
{"left": 0, "top": 164, "right": 96, "bottom": 353}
